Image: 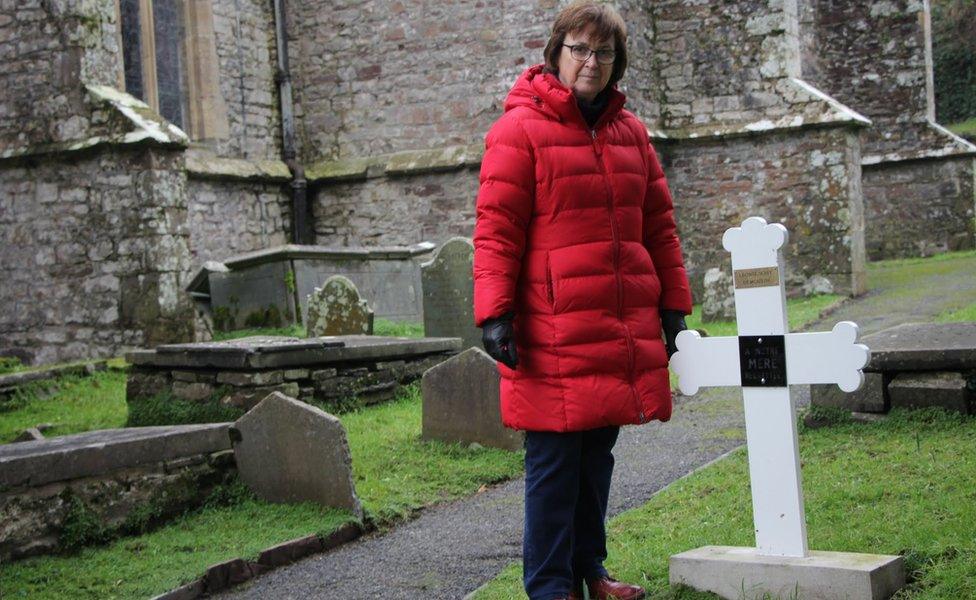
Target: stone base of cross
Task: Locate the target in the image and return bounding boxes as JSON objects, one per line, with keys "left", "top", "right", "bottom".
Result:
{"left": 667, "top": 217, "right": 905, "bottom": 600}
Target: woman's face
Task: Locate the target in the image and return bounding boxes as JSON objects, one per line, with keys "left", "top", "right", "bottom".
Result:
{"left": 557, "top": 25, "right": 615, "bottom": 103}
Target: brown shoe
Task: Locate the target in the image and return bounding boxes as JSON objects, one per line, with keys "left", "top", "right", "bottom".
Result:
{"left": 586, "top": 576, "right": 646, "bottom": 600}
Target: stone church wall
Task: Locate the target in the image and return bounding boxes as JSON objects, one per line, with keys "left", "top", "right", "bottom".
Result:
{"left": 863, "top": 156, "right": 976, "bottom": 259}
{"left": 0, "top": 147, "right": 194, "bottom": 365}
{"left": 661, "top": 125, "right": 866, "bottom": 299}
{"left": 0, "top": 0, "right": 122, "bottom": 150}
{"left": 187, "top": 178, "right": 291, "bottom": 265}
{"left": 313, "top": 167, "right": 479, "bottom": 247}
{"left": 806, "top": 0, "right": 976, "bottom": 256}
{"left": 209, "top": 0, "right": 281, "bottom": 160}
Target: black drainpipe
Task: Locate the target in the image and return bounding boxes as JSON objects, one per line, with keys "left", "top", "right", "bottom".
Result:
{"left": 272, "top": 0, "right": 313, "bottom": 244}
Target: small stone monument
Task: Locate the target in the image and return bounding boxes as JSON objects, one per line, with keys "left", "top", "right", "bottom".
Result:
{"left": 668, "top": 217, "right": 904, "bottom": 600}
{"left": 306, "top": 275, "right": 374, "bottom": 337}
{"left": 421, "top": 347, "right": 524, "bottom": 451}
{"left": 231, "top": 392, "right": 362, "bottom": 517}
{"left": 421, "top": 237, "right": 480, "bottom": 349}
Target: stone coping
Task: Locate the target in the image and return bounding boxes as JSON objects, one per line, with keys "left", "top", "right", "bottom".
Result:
{"left": 0, "top": 85, "right": 188, "bottom": 163}
{"left": 862, "top": 121, "right": 976, "bottom": 165}
{"left": 215, "top": 242, "right": 437, "bottom": 271}
{"left": 862, "top": 322, "right": 976, "bottom": 372}
{"left": 126, "top": 335, "right": 462, "bottom": 370}
{"left": 185, "top": 149, "right": 292, "bottom": 182}
{"left": 0, "top": 424, "right": 231, "bottom": 490}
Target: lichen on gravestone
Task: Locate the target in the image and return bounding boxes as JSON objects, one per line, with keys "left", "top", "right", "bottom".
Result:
{"left": 305, "top": 275, "right": 374, "bottom": 337}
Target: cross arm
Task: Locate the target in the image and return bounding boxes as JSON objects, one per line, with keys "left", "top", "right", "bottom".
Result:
{"left": 670, "top": 330, "right": 741, "bottom": 395}
{"left": 784, "top": 321, "right": 870, "bottom": 392}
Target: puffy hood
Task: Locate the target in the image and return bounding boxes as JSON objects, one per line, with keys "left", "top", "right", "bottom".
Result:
{"left": 503, "top": 64, "right": 627, "bottom": 127}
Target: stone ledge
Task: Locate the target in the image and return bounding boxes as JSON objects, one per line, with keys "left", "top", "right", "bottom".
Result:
{"left": 305, "top": 144, "right": 483, "bottom": 184}
{"left": 0, "top": 424, "right": 231, "bottom": 489}
{"left": 184, "top": 149, "right": 291, "bottom": 183}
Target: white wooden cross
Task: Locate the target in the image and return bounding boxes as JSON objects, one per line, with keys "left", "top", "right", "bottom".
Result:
{"left": 669, "top": 216, "right": 870, "bottom": 558}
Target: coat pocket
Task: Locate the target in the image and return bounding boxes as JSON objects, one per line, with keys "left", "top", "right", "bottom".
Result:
{"left": 545, "top": 252, "right": 554, "bottom": 308}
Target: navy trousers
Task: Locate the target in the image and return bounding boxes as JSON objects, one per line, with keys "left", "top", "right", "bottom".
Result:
{"left": 523, "top": 426, "right": 620, "bottom": 600}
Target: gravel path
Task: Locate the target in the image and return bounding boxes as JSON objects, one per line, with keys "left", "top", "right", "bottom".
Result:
{"left": 216, "top": 387, "right": 750, "bottom": 600}
{"left": 216, "top": 254, "right": 976, "bottom": 600}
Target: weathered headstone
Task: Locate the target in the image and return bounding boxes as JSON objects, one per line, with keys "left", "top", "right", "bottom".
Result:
{"left": 668, "top": 217, "right": 904, "bottom": 599}
{"left": 305, "top": 275, "right": 374, "bottom": 337}
{"left": 231, "top": 392, "right": 362, "bottom": 516}
{"left": 421, "top": 237, "right": 480, "bottom": 349}
{"left": 421, "top": 347, "right": 523, "bottom": 451}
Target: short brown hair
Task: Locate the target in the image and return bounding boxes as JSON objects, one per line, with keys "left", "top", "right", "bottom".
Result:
{"left": 543, "top": 1, "right": 628, "bottom": 88}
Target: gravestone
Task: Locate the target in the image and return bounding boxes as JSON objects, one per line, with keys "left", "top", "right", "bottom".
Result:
{"left": 231, "top": 392, "right": 362, "bottom": 516}
{"left": 421, "top": 347, "right": 524, "bottom": 451}
{"left": 306, "top": 275, "right": 374, "bottom": 337}
{"left": 668, "top": 217, "right": 904, "bottom": 600}
{"left": 421, "top": 237, "right": 480, "bottom": 349}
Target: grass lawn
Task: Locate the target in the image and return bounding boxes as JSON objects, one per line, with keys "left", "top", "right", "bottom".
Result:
{"left": 947, "top": 117, "right": 976, "bottom": 139}
{"left": 937, "top": 303, "right": 976, "bottom": 323}
{"left": 0, "top": 370, "right": 128, "bottom": 443}
{"left": 0, "top": 384, "right": 525, "bottom": 599}
{"left": 472, "top": 409, "right": 976, "bottom": 599}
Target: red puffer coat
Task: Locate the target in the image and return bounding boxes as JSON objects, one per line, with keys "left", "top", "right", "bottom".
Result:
{"left": 473, "top": 65, "right": 693, "bottom": 432}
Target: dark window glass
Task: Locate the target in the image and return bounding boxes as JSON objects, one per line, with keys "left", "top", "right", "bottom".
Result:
{"left": 120, "top": 0, "right": 144, "bottom": 101}
{"left": 152, "top": 0, "right": 184, "bottom": 128}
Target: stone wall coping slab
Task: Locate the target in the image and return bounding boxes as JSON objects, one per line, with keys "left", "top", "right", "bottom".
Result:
{"left": 215, "top": 242, "right": 436, "bottom": 270}
{"left": 127, "top": 336, "right": 462, "bottom": 369}
{"left": 185, "top": 149, "right": 291, "bottom": 182}
{"left": 0, "top": 424, "right": 231, "bottom": 489}
{"left": 862, "top": 322, "right": 976, "bottom": 371}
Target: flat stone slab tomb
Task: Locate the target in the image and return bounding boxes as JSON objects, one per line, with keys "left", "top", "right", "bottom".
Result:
{"left": 812, "top": 322, "right": 976, "bottom": 414}
{"left": 126, "top": 335, "right": 462, "bottom": 414}
{"left": 0, "top": 425, "right": 233, "bottom": 561}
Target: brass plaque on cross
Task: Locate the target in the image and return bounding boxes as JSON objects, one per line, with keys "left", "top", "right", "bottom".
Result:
{"left": 733, "top": 266, "right": 779, "bottom": 289}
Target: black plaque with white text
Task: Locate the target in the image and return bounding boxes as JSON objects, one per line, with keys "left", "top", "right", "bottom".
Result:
{"left": 738, "top": 335, "right": 787, "bottom": 387}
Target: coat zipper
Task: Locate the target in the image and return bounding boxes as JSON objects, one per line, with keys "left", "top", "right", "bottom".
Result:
{"left": 591, "top": 128, "right": 643, "bottom": 423}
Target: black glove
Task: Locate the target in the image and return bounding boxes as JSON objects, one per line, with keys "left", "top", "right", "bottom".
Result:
{"left": 661, "top": 309, "right": 687, "bottom": 359}
{"left": 481, "top": 312, "right": 518, "bottom": 369}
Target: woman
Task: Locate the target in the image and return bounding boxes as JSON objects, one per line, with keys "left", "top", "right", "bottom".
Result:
{"left": 473, "top": 2, "right": 692, "bottom": 599}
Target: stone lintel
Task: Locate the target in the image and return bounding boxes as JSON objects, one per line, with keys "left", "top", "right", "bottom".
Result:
{"left": 185, "top": 149, "right": 291, "bottom": 183}
{"left": 0, "top": 424, "right": 231, "bottom": 490}
{"left": 669, "top": 546, "right": 905, "bottom": 600}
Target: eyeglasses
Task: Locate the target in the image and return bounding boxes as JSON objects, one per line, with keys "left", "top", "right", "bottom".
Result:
{"left": 562, "top": 43, "right": 616, "bottom": 65}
